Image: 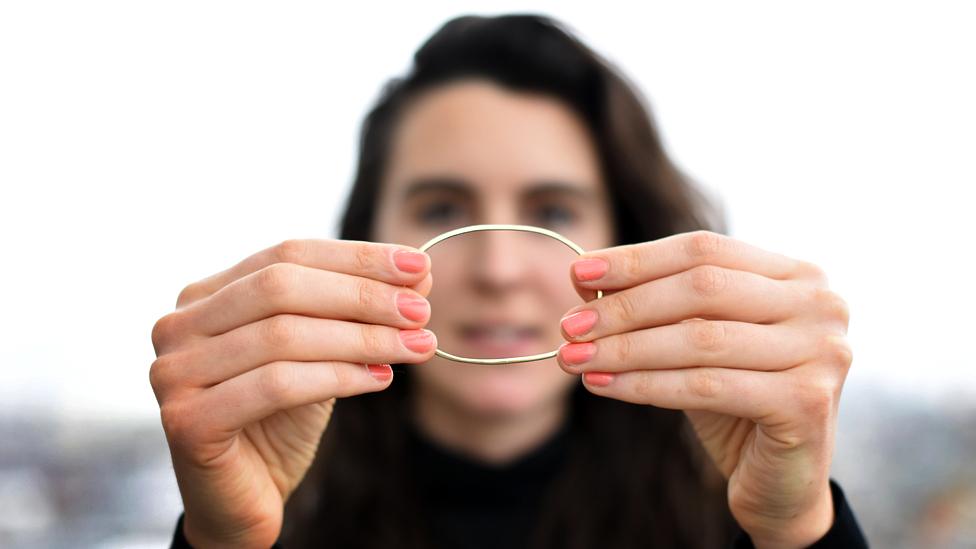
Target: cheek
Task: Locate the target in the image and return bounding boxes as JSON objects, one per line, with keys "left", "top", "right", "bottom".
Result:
{"left": 546, "top": 266, "right": 585, "bottom": 306}
{"left": 425, "top": 262, "right": 464, "bottom": 331}
{"left": 539, "top": 261, "right": 587, "bottom": 321}
{"left": 370, "top": 196, "right": 434, "bottom": 250}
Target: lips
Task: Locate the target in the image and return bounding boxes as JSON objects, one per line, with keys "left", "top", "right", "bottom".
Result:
{"left": 455, "top": 322, "right": 546, "bottom": 359}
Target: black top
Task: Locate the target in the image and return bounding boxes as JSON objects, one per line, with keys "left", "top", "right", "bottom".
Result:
{"left": 407, "top": 415, "right": 575, "bottom": 548}
{"left": 170, "top": 420, "right": 868, "bottom": 548}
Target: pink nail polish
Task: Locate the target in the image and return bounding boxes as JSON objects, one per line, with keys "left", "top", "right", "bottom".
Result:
{"left": 561, "top": 310, "right": 598, "bottom": 338}
{"left": 393, "top": 250, "right": 428, "bottom": 274}
{"left": 573, "top": 258, "right": 608, "bottom": 282}
{"left": 584, "top": 372, "right": 614, "bottom": 387}
{"left": 396, "top": 293, "right": 430, "bottom": 322}
{"left": 399, "top": 329, "right": 434, "bottom": 353}
{"left": 560, "top": 342, "right": 596, "bottom": 365}
{"left": 366, "top": 363, "right": 393, "bottom": 381}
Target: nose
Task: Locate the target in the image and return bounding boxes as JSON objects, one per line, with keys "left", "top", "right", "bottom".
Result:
{"left": 468, "top": 230, "right": 529, "bottom": 296}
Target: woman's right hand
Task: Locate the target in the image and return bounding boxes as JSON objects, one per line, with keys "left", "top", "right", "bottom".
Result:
{"left": 150, "top": 239, "right": 436, "bottom": 549}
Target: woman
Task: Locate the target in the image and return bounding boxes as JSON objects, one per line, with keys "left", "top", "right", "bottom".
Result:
{"left": 151, "top": 15, "right": 868, "bottom": 549}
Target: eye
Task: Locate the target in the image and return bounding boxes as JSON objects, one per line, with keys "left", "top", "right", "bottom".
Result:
{"left": 531, "top": 203, "right": 578, "bottom": 229}
{"left": 416, "top": 199, "right": 466, "bottom": 227}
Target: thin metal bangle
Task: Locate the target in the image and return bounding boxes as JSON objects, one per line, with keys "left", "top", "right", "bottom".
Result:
{"left": 418, "top": 224, "right": 604, "bottom": 365}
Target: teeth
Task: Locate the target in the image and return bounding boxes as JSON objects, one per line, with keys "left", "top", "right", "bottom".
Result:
{"left": 469, "top": 326, "right": 532, "bottom": 340}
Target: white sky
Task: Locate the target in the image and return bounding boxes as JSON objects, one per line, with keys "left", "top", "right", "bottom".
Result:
{"left": 1, "top": 1, "right": 974, "bottom": 422}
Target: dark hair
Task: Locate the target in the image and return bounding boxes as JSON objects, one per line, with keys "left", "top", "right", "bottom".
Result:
{"left": 283, "top": 14, "right": 737, "bottom": 548}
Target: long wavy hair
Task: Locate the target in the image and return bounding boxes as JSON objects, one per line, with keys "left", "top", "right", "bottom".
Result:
{"left": 282, "top": 14, "right": 738, "bottom": 548}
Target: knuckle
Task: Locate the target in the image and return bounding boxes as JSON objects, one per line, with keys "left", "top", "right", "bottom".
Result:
{"left": 256, "top": 362, "right": 295, "bottom": 403}
{"left": 819, "top": 334, "right": 854, "bottom": 369}
{"left": 354, "top": 243, "right": 378, "bottom": 273}
{"left": 159, "top": 401, "right": 194, "bottom": 441}
{"left": 688, "top": 264, "right": 729, "bottom": 298}
{"left": 255, "top": 263, "right": 297, "bottom": 299}
{"left": 687, "top": 368, "right": 723, "bottom": 399}
{"left": 328, "top": 362, "right": 355, "bottom": 390}
{"left": 358, "top": 324, "right": 388, "bottom": 357}
{"left": 795, "top": 260, "right": 828, "bottom": 283}
{"left": 612, "top": 334, "right": 634, "bottom": 365}
{"left": 260, "top": 315, "right": 298, "bottom": 349}
{"left": 796, "top": 376, "right": 839, "bottom": 423}
{"left": 151, "top": 312, "right": 186, "bottom": 353}
{"left": 149, "top": 354, "right": 178, "bottom": 394}
{"left": 685, "top": 319, "right": 727, "bottom": 353}
{"left": 176, "top": 284, "right": 201, "bottom": 308}
{"left": 609, "top": 292, "right": 641, "bottom": 324}
{"left": 354, "top": 278, "right": 381, "bottom": 312}
{"left": 621, "top": 245, "right": 645, "bottom": 281}
{"left": 811, "top": 287, "right": 850, "bottom": 325}
{"left": 685, "top": 230, "right": 727, "bottom": 260}
{"left": 632, "top": 373, "right": 655, "bottom": 399}
{"left": 151, "top": 316, "right": 173, "bottom": 351}
{"left": 274, "top": 239, "right": 308, "bottom": 264}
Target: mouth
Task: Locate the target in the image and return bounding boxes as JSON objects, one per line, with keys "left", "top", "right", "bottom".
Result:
{"left": 455, "top": 321, "right": 547, "bottom": 359}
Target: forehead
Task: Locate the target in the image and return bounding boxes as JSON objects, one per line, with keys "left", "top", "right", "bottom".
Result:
{"left": 385, "top": 79, "right": 603, "bottom": 195}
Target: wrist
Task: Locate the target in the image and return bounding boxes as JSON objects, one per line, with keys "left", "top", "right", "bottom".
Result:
{"left": 744, "top": 485, "right": 835, "bottom": 549}
{"left": 182, "top": 517, "right": 232, "bottom": 549}
{"left": 182, "top": 515, "right": 273, "bottom": 549}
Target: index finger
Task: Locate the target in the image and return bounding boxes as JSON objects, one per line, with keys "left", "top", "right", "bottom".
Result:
{"left": 177, "top": 239, "right": 431, "bottom": 308}
{"left": 570, "top": 230, "right": 823, "bottom": 292}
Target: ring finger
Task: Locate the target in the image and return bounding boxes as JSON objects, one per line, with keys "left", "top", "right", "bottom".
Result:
{"left": 157, "top": 314, "right": 437, "bottom": 389}
{"left": 178, "top": 263, "right": 431, "bottom": 337}
{"left": 557, "top": 319, "right": 815, "bottom": 374}
{"left": 561, "top": 265, "right": 805, "bottom": 342}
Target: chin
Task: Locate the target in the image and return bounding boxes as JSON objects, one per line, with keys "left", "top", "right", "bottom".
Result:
{"left": 419, "top": 357, "right": 576, "bottom": 419}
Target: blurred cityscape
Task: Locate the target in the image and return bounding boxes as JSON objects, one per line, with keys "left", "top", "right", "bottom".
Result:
{"left": 1, "top": 387, "right": 974, "bottom": 548}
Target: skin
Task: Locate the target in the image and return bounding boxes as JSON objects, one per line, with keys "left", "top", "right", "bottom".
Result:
{"left": 150, "top": 240, "right": 437, "bottom": 549}
{"left": 150, "top": 79, "right": 852, "bottom": 549}
{"left": 558, "top": 236, "right": 849, "bottom": 548}
{"left": 371, "top": 80, "right": 615, "bottom": 464}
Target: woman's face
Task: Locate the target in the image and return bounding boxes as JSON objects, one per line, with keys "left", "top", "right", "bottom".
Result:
{"left": 373, "top": 79, "right": 614, "bottom": 419}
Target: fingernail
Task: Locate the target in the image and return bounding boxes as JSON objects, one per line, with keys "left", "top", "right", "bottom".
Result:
{"left": 393, "top": 250, "right": 428, "bottom": 274}
{"left": 561, "top": 310, "right": 598, "bottom": 338}
{"left": 573, "top": 258, "right": 608, "bottom": 282}
{"left": 559, "top": 342, "right": 596, "bottom": 366}
{"left": 399, "top": 329, "right": 434, "bottom": 353}
{"left": 584, "top": 372, "right": 614, "bottom": 387}
{"left": 396, "top": 292, "right": 430, "bottom": 322}
{"left": 366, "top": 363, "right": 393, "bottom": 381}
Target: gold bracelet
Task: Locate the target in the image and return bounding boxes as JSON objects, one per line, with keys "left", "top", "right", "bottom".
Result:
{"left": 418, "top": 224, "right": 604, "bottom": 365}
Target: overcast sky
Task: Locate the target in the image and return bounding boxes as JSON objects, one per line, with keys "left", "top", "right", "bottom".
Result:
{"left": 1, "top": 1, "right": 973, "bottom": 422}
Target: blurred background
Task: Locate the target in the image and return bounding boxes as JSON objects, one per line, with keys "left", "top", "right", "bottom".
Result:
{"left": 1, "top": 1, "right": 974, "bottom": 547}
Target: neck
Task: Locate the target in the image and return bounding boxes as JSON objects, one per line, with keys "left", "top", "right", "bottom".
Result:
{"left": 410, "top": 384, "right": 569, "bottom": 466}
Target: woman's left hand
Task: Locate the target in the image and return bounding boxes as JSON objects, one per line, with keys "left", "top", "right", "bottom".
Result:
{"left": 557, "top": 230, "right": 852, "bottom": 549}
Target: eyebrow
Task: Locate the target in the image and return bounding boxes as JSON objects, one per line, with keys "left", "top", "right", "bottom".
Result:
{"left": 400, "top": 177, "right": 599, "bottom": 202}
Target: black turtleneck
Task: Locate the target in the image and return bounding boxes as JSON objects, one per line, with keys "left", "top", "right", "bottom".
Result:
{"left": 405, "top": 416, "right": 572, "bottom": 549}
{"left": 170, "top": 417, "right": 868, "bottom": 549}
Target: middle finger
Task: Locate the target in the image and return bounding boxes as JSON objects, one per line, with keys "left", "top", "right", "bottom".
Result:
{"left": 178, "top": 263, "right": 431, "bottom": 337}
{"left": 561, "top": 265, "right": 804, "bottom": 342}
{"left": 161, "top": 314, "right": 437, "bottom": 389}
